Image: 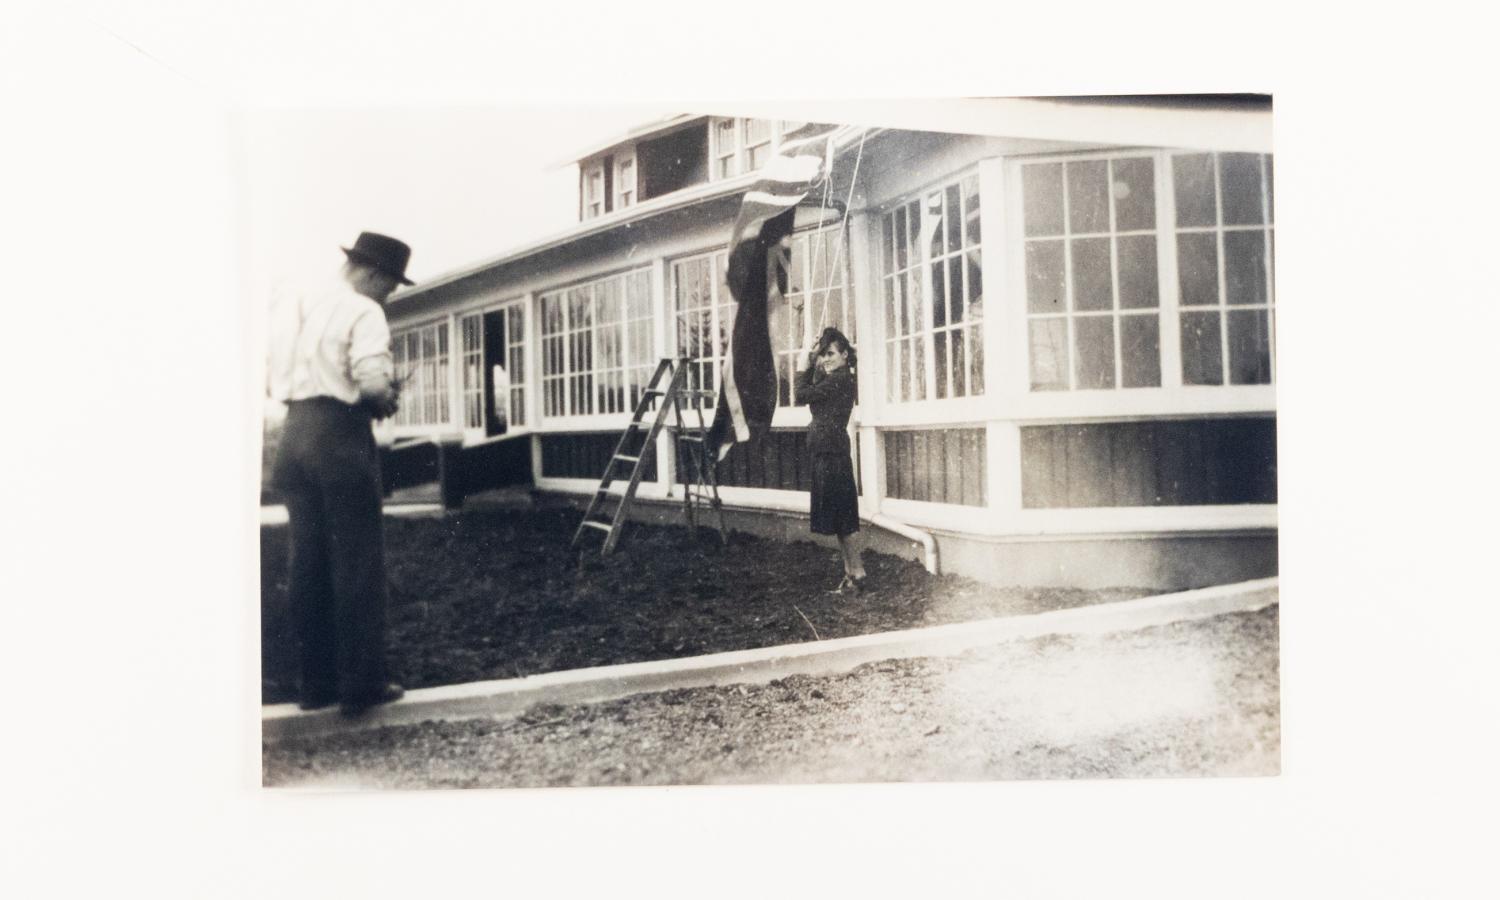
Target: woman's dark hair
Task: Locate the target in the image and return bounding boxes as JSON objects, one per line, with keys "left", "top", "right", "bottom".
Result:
{"left": 816, "top": 327, "right": 857, "bottom": 372}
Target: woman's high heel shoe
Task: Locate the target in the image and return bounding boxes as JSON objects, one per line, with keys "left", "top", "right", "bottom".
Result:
{"left": 830, "top": 575, "right": 862, "bottom": 596}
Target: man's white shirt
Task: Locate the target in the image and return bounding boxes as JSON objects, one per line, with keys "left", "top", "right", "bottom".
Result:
{"left": 268, "top": 274, "right": 394, "bottom": 405}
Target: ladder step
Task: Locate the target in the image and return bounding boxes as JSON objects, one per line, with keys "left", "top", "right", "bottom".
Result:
{"left": 579, "top": 520, "right": 613, "bottom": 533}
{"left": 677, "top": 433, "right": 706, "bottom": 442}
{"left": 614, "top": 454, "right": 640, "bottom": 463}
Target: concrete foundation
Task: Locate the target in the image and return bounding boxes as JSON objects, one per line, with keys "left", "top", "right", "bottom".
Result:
{"left": 527, "top": 491, "right": 1277, "bottom": 592}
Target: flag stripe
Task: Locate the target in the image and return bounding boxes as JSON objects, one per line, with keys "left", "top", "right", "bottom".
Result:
{"left": 708, "top": 123, "right": 839, "bottom": 462}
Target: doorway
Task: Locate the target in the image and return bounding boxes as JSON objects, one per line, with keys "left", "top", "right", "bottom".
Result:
{"left": 482, "top": 309, "right": 508, "bottom": 437}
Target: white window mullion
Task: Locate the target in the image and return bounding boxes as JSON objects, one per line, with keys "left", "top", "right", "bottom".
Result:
{"left": 1061, "top": 165, "right": 1077, "bottom": 390}
{"left": 447, "top": 312, "right": 463, "bottom": 430}
{"left": 1263, "top": 156, "right": 1276, "bottom": 384}
{"left": 1108, "top": 161, "right": 1124, "bottom": 390}
{"left": 1213, "top": 158, "right": 1231, "bottom": 386}
{"left": 1158, "top": 151, "right": 1184, "bottom": 389}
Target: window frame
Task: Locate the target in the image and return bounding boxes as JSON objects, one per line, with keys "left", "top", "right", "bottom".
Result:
{"left": 1000, "top": 148, "right": 1277, "bottom": 423}
{"left": 875, "top": 168, "right": 987, "bottom": 415}
{"left": 614, "top": 151, "right": 637, "bottom": 210}
{"left": 537, "top": 267, "right": 656, "bottom": 426}
{"left": 708, "top": 118, "right": 806, "bottom": 183}
{"left": 389, "top": 317, "right": 453, "bottom": 432}
{"left": 455, "top": 297, "right": 531, "bottom": 441}
{"left": 1170, "top": 151, "right": 1276, "bottom": 387}
{"left": 670, "top": 220, "right": 856, "bottom": 429}
{"left": 582, "top": 161, "right": 606, "bottom": 220}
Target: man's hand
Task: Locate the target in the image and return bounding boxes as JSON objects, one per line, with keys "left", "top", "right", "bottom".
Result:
{"left": 363, "top": 392, "right": 399, "bottom": 420}
{"left": 356, "top": 372, "right": 400, "bottom": 420}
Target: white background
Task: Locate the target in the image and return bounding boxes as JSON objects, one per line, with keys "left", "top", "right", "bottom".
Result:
{"left": 3, "top": 1, "right": 1497, "bottom": 897}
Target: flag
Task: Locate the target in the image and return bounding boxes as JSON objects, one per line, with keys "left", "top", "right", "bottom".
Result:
{"left": 707, "top": 123, "right": 840, "bottom": 461}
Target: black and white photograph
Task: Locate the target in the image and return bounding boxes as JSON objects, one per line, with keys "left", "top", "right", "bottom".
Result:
{"left": 254, "top": 98, "right": 1281, "bottom": 788}
{"left": 9, "top": 3, "right": 1499, "bottom": 898}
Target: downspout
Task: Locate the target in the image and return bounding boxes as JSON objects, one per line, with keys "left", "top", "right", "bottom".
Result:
{"left": 869, "top": 513, "right": 940, "bottom": 576}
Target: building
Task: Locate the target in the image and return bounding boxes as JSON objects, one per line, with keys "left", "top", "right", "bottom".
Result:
{"left": 378, "top": 98, "right": 1276, "bottom": 591}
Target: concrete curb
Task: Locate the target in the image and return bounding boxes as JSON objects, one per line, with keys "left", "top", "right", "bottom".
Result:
{"left": 262, "top": 576, "right": 1278, "bottom": 742}
{"left": 260, "top": 503, "right": 446, "bottom": 526}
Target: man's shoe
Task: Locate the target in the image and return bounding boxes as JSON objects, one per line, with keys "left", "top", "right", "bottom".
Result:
{"left": 340, "top": 682, "right": 405, "bottom": 717}
{"left": 298, "top": 696, "right": 337, "bottom": 712}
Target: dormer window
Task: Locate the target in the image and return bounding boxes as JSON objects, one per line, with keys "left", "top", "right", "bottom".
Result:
{"left": 710, "top": 118, "right": 806, "bottom": 182}
{"left": 713, "top": 118, "right": 740, "bottom": 179}
{"left": 615, "top": 154, "right": 637, "bottom": 209}
{"left": 744, "top": 119, "right": 772, "bottom": 170}
{"left": 583, "top": 162, "right": 606, "bottom": 220}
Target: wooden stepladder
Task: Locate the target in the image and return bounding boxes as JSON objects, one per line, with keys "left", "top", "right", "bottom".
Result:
{"left": 571, "top": 357, "right": 728, "bottom": 555}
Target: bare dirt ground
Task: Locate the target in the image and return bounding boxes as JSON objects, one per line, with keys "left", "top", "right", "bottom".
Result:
{"left": 261, "top": 507, "right": 1156, "bottom": 705}
{"left": 262, "top": 605, "right": 1280, "bottom": 787}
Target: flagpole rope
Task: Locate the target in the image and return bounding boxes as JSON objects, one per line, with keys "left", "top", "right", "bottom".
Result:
{"left": 819, "top": 128, "right": 868, "bottom": 332}
{"left": 806, "top": 135, "right": 836, "bottom": 341}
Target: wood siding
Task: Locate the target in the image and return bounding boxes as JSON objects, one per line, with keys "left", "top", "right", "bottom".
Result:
{"left": 883, "top": 428, "right": 987, "bottom": 507}
{"left": 685, "top": 429, "right": 819, "bottom": 492}
{"left": 1020, "top": 417, "right": 1277, "bottom": 508}
{"left": 540, "top": 432, "right": 656, "bottom": 482}
{"left": 457, "top": 437, "right": 532, "bottom": 494}
{"left": 380, "top": 441, "right": 440, "bottom": 495}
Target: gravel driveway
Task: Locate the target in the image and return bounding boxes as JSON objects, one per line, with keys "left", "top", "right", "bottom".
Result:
{"left": 263, "top": 604, "right": 1279, "bottom": 788}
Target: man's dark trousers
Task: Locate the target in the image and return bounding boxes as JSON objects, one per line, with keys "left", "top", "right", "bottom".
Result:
{"left": 272, "top": 397, "right": 390, "bottom": 704}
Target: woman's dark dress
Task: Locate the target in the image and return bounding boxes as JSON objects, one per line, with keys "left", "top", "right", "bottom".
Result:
{"left": 796, "top": 363, "right": 859, "bottom": 536}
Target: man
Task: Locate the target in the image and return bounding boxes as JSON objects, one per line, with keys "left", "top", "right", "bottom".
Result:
{"left": 267, "top": 232, "right": 412, "bottom": 716}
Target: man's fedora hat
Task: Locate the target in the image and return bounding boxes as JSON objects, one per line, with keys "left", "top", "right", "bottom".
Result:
{"left": 342, "top": 232, "right": 415, "bottom": 285}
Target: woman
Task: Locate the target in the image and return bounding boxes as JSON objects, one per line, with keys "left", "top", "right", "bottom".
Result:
{"left": 796, "top": 327, "right": 867, "bottom": 594}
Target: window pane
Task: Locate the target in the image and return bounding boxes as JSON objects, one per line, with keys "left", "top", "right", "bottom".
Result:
{"left": 965, "top": 248, "right": 983, "bottom": 312}
{"left": 1224, "top": 229, "right": 1269, "bottom": 305}
{"left": 967, "top": 323, "right": 984, "bottom": 395}
{"left": 787, "top": 235, "right": 807, "bottom": 294}
{"left": 1120, "top": 314, "right": 1161, "bottom": 388}
{"left": 1112, "top": 157, "right": 1156, "bottom": 231}
{"left": 1219, "top": 153, "right": 1265, "bottom": 225}
{"left": 911, "top": 336, "right": 926, "bottom": 401}
{"left": 1117, "top": 234, "right": 1159, "bottom": 309}
{"left": 930, "top": 261, "right": 947, "bottom": 328}
{"left": 1266, "top": 156, "right": 1275, "bottom": 224}
{"left": 962, "top": 174, "right": 981, "bottom": 246}
{"left": 1026, "top": 240, "right": 1065, "bottom": 313}
{"left": 881, "top": 215, "right": 894, "bottom": 274}
{"left": 1173, "top": 153, "right": 1217, "bottom": 227}
{"left": 906, "top": 200, "right": 922, "bottom": 266}
{"left": 893, "top": 206, "right": 908, "bottom": 270}
{"left": 949, "top": 328, "right": 966, "bottom": 396}
{"left": 745, "top": 118, "right": 771, "bottom": 143}
{"left": 883, "top": 277, "right": 897, "bottom": 337}
{"left": 1228, "top": 308, "right": 1272, "bottom": 384}
{"left": 1073, "top": 316, "right": 1115, "bottom": 389}
{"left": 1023, "top": 163, "right": 1064, "bottom": 237}
{"left": 1028, "top": 319, "right": 1068, "bottom": 391}
{"left": 886, "top": 342, "right": 899, "bottom": 403}
{"left": 1177, "top": 232, "right": 1219, "bottom": 307}
{"left": 1181, "top": 310, "right": 1224, "bottom": 385}
{"left": 899, "top": 340, "right": 912, "bottom": 401}
{"left": 1071, "top": 237, "right": 1113, "bottom": 311}
{"left": 934, "top": 330, "right": 949, "bottom": 399}
{"left": 945, "top": 183, "right": 962, "bottom": 253}
{"left": 948, "top": 255, "right": 964, "bottom": 324}
{"left": 1067, "top": 160, "right": 1109, "bottom": 234}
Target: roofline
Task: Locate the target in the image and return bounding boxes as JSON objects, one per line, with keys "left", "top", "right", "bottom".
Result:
{"left": 392, "top": 125, "right": 877, "bottom": 304}
{"left": 557, "top": 113, "right": 707, "bottom": 168}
